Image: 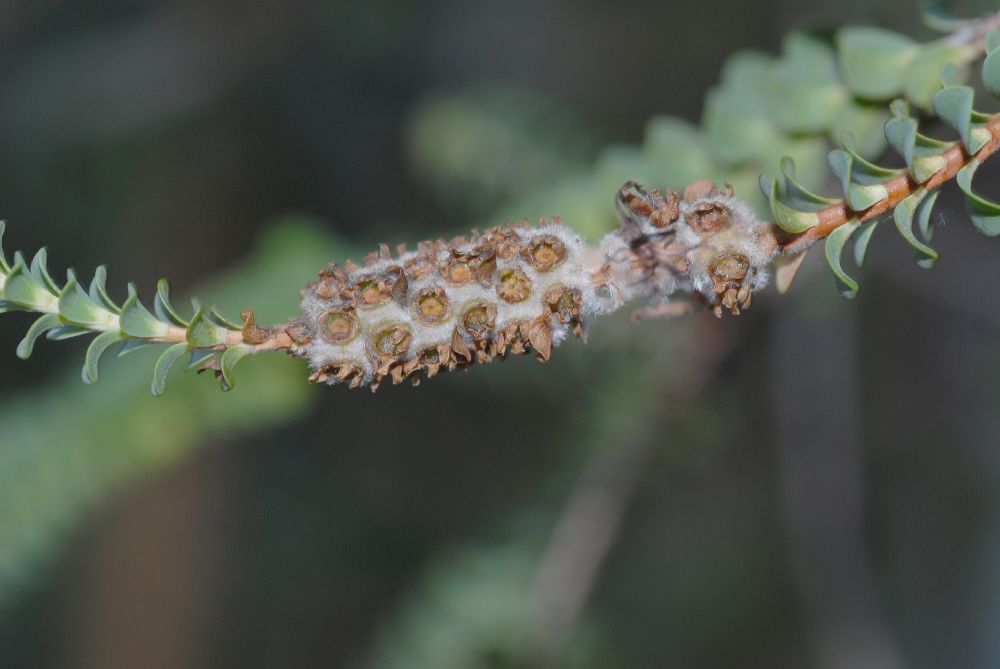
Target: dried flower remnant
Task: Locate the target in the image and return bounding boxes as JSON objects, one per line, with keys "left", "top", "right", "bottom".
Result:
{"left": 522, "top": 235, "right": 567, "bottom": 272}
{"left": 709, "top": 253, "right": 754, "bottom": 317}
{"left": 496, "top": 268, "right": 533, "bottom": 303}
{"left": 462, "top": 302, "right": 497, "bottom": 339}
{"left": 288, "top": 180, "right": 777, "bottom": 391}
{"left": 415, "top": 286, "right": 452, "bottom": 324}
{"left": 319, "top": 308, "right": 357, "bottom": 343}
{"left": 7, "top": 19, "right": 1000, "bottom": 397}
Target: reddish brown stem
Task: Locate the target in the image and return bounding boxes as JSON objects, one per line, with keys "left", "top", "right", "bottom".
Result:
{"left": 779, "top": 115, "right": 1000, "bottom": 256}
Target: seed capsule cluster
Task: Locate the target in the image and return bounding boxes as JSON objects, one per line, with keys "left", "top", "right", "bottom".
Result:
{"left": 604, "top": 180, "right": 777, "bottom": 317}
{"left": 287, "top": 181, "right": 778, "bottom": 391}
{"left": 293, "top": 219, "right": 595, "bottom": 390}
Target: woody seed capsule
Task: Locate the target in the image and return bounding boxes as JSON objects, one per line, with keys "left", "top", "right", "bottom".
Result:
{"left": 496, "top": 268, "right": 533, "bottom": 303}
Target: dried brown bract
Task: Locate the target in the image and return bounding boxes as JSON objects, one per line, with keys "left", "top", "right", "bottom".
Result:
{"left": 687, "top": 202, "right": 732, "bottom": 233}
{"left": 708, "top": 253, "right": 753, "bottom": 317}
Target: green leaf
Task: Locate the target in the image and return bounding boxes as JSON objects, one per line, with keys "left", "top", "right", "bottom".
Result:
{"left": 88, "top": 266, "right": 121, "bottom": 314}
{"left": 29, "top": 248, "right": 59, "bottom": 294}
{"left": 884, "top": 101, "right": 953, "bottom": 183}
{"left": 81, "top": 330, "right": 125, "bottom": 384}
{"left": 16, "top": 313, "right": 61, "bottom": 359}
{"left": 827, "top": 150, "right": 890, "bottom": 211}
{"left": 853, "top": 220, "right": 879, "bottom": 267}
{"left": 154, "top": 279, "right": 189, "bottom": 327}
{"left": 988, "top": 31, "right": 1000, "bottom": 54}
{"left": 919, "top": 0, "right": 972, "bottom": 32}
{"left": 46, "top": 324, "right": 91, "bottom": 341}
{"left": 187, "top": 348, "right": 218, "bottom": 371}
{"left": 209, "top": 306, "right": 242, "bottom": 331}
{"left": 917, "top": 189, "right": 941, "bottom": 241}
{"left": 151, "top": 343, "right": 190, "bottom": 396}
{"left": 932, "top": 84, "right": 991, "bottom": 154}
{"left": 119, "top": 283, "right": 170, "bottom": 338}
{"left": 186, "top": 307, "right": 230, "bottom": 348}
{"left": 220, "top": 343, "right": 256, "bottom": 391}
{"left": 759, "top": 174, "right": 819, "bottom": 233}
{"left": 824, "top": 220, "right": 862, "bottom": 298}
{"left": 957, "top": 160, "right": 1000, "bottom": 236}
{"left": 984, "top": 31, "right": 1000, "bottom": 96}
{"left": 780, "top": 157, "right": 839, "bottom": 209}
{"left": 905, "top": 43, "right": 966, "bottom": 110}
{"left": 837, "top": 26, "right": 917, "bottom": 99}
{"left": 5, "top": 257, "right": 58, "bottom": 310}
{"left": 893, "top": 189, "right": 938, "bottom": 267}
{"left": 58, "top": 271, "right": 118, "bottom": 328}
{"left": 117, "top": 339, "right": 152, "bottom": 357}
{"left": 0, "top": 220, "right": 9, "bottom": 273}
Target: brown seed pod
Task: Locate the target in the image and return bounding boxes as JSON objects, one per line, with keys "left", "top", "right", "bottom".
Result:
{"left": 462, "top": 302, "right": 497, "bottom": 339}
{"left": 354, "top": 275, "right": 392, "bottom": 308}
{"left": 543, "top": 285, "right": 582, "bottom": 324}
{"left": 709, "top": 253, "right": 753, "bottom": 317}
{"left": 649, "top": 189, "right": 681, "bottom": 229}
{"left": 522, "top": 235, "right": 567, "bottom": 272}
{"left": 404, "top": 248, "right": 437, "bottom": 280}
{"left": 438, "top": 252, "right": 476, "bottom": 285}
{"left": 683, "top": 179, "right": 718, "bottom": 203}
{"left": 371, "top": 325, "right": 412, "bottom": 361}
{"left": 318, "top": 307, "right": 358, "bottom": 343}
{"left": 490, "top": 226, "right": 523, "bottom": 260}
{"left": 415, "top": 285, "right": 452, "bottom": 324}
{"left": 313, "top": 265, "right": 352, "bottom": 301}
{"left": 621, "top": 185, "right": 680, "bottom": 229}
{"left": 496, "top": 268, "right": 533, "bottom": 303}
{"left": 687, "top": 202, "right": 732, "bottom": 233}
{"left": 710, "top": 253, "right": 750, "bottom": 284}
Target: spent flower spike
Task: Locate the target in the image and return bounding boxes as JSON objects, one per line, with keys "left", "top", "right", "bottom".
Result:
{"left": 4, "top": 12, "right": 1000, "bottom": 393}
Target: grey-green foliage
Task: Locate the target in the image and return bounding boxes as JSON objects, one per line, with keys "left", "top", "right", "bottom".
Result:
{"left": 0, "top": 221, "right": 334, "bottom": 609}
{"left": 463, "top": 23, "right": 983, "bottom": 241}
{"left": 0, "top": 221, "right": 262, "bottom": 395}
{"left": 763, "top": 34, "right": 1000, "bottom": 298}
{"left": 369, "top": 15, "right": 1000, "bottom": 665}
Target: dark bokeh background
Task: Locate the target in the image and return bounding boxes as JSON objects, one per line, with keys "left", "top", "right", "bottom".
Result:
{"left": 3, "top": 1, "right": 1000, "bottom": 668}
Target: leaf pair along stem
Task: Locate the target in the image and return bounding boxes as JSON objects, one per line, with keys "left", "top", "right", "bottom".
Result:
{"left": 778, "top": 114, "right": 1000, "bottom": 256}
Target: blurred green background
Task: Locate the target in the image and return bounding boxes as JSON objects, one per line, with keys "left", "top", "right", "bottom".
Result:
{"left": 3, "top": 1, "right": 1000, "bottom": 667}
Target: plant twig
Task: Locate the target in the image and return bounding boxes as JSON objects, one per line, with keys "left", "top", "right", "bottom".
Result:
{"left": 780, "top": 115, "right": 1000, "bottom": 256}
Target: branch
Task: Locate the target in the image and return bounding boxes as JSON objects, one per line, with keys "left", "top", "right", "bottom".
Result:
{"left": 780, "top": 114, "right": 1000, "bottom": 255}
